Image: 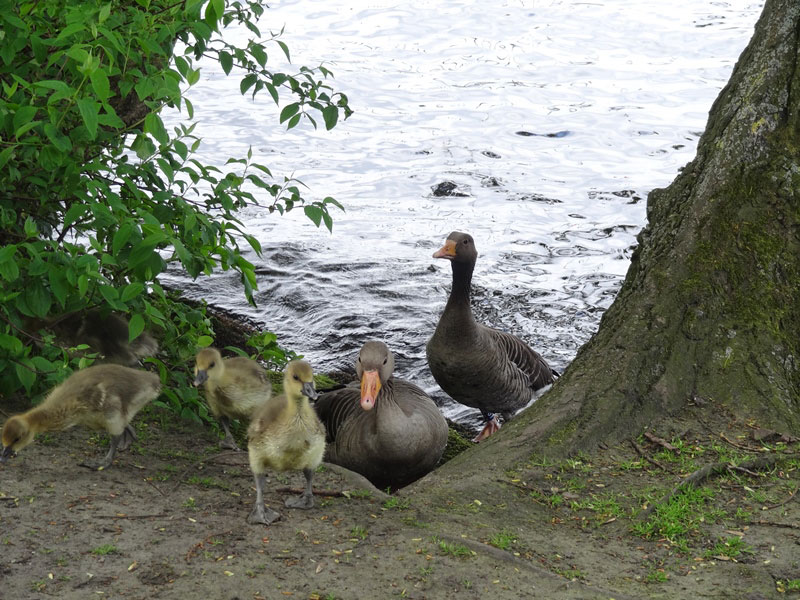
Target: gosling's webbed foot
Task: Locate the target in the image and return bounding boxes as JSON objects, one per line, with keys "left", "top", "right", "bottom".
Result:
{"left": 220, "top": 436, "right": 242, "bottom": 451}
{"left": 285, "top": 493, "right": 314, "bottom": 510}
{"left": 247, "top": 503, "right": 281, "bottom": 525}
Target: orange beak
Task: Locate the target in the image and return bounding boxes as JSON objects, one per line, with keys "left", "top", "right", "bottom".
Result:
{"left": 432, "top": 239, "right": 457, "bottom": 259}
{"left": 360, "top": 370, "right": 381, "bottom": 411}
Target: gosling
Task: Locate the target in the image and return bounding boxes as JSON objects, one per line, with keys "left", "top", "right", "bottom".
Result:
{"left": 246, "top": 360, "right": 325, "bottom": 525}
{"left": 193, "top": 347, "right": 272, "bottom": 450}
{"left": 1, "top": 365, "right": 161, "bottom": 470}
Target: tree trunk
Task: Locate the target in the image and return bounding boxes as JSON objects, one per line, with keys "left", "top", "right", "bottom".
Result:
{"left": 474, "top": 0, "right": 800, "bottom": 460}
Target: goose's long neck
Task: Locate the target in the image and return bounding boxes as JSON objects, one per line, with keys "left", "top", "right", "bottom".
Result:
{"left": 444, "top": 260, "right": 475, "bottom": 318}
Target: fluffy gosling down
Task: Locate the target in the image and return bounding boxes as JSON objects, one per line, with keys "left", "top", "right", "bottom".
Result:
{"left": 193, "top": 347, "right": 272, "bottom": 450}
{"left": 247, "top": 360, "right": 325, "bottom": 525}
{"left": 1, "top": 365, "right": 161, "bottom": 470}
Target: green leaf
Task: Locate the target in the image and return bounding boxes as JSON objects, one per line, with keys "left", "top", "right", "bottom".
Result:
{"left": 112, "top": 222, "right": 134, "bottom": 254}
{"left": 304, "top": 205, "right": 323, "bottom": 227}
{"left": 15, "top": 361, "right": 37, "bottom": 392}
{"left": 25, "top": 281, "right": 52, "bottom": 318}
{"left": 279, "top": 103, "right": 300, "bottom": 123}
{"left": 219, "top": 50, "right": 233, "bottom": 75}
{"left": 322, "top": 105, "right": 339, "bottom": 130}
{"left": 64, "top": 203, "right": 88, "bottom": 227}
{"left": 128, "top": 313, "right": 145, "bottom": 343}
{"left": 250, "top": 44, "right": 267, "bottom": 68}
{"left": 240, "top": 73, "right": 257, "bottom": 95}
{"left": 48, "top": 267, "right": 68, "bottom": 307}
{"left": 197, "top": 335, "right": 213, "bottom": 348}
{"left": 90, "top": 69, "right": 111, "bottom": 101}
{"left": 121, "top": 282, "right": 144, "bottom": 302}
{"left": 44, "top": 123, "right": 72, "bottom": 152}
{"left": 144, "top": 113, "right": 169, "bottom": 146}
{"left": 0, "top": 146, "right": 15, "bottom": 170}
{"left": 12, "top": 106, "right": 38, "bottom": 135}
{"left": 76, "top": 99, "right": 100, "bottom": 139}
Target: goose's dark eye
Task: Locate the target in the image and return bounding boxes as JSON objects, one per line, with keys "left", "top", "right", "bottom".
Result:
{"left": 293, "top": 374, "right": 300, "bottom": 381}
{"left": 382, "top": 357, "right": 388, "bottom": 365}
{"left": 209, "top": 361, "right": 216, "bottom": 368}
{"left": 357, "top": 356, "right": 361, "bottom": 363}
{"left": 462, "top": 239, "right": 468, "bottom": 245}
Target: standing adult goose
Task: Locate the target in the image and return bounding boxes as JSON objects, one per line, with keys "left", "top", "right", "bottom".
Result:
{"left": 426, "top": 231, "right": 556, "bottom": 441}
{"left": 315, "top": 341, "right": 448, "bottom": 489}
{"left": 193, "top": 347, "right": 272, "bottom": 450}
{"left": 247, "top": 360, "right": 325, "bottom": 525}
{"left": 0, "top": 365, "right": 161, "bottom": 470}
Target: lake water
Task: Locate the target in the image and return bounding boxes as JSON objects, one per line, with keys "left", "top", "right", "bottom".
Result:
{"left": 162, "top": 0, "right": 763, "bottom": 429}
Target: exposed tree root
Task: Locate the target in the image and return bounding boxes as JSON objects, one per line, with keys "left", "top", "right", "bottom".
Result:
{"left": 643, "top": 455, "right": 786, "bottom": 516}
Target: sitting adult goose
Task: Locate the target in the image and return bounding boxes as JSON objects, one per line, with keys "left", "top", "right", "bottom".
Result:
{"left": 315, "top": 341, "right": 448, "bottom": 489}
{"left": 1, "top": 365, "right": 161, "bottom": 470}
{"left": 426, "top": 231, "right": 556, "bottom": 441}
{"left": 193, "top": 347, "right": 272, "bottom": 450}
{"left": 246, "top": 360, "right": 325, "bottom": 525}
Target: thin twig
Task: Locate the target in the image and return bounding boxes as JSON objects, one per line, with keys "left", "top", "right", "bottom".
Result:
{"left": 749, "top": 519, "right": 800, "bottom": 530}
{"left": 643, "top": 432, "right": 677, "bottom": 452}
{"left": 144, "top": 477, "right": 167, "bottom": 497}
{"left": 763, "top": 489, "right": 798, "bottom": 510}
{"left": 275, "top": 487, "right": 345, "bottom": 498}
{"left": 719, "top": 432, "right": 758, "bottom": 452}
{"left": 96, "top": 513, "right": 170, "bottom": 519}
{"left": 630, "top": 439, "right": 667, "bottom": 471}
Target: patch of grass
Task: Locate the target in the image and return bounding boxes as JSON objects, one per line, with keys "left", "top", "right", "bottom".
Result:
{"left": 645, "top": 569, "right": 669, "bottom": 583}
{"left": 631, "top": 486, "right": 716, "bottom": 553}
{"left": 488, "top": 529, "right": 516, "bottom": 551}
{"left": 186, "top": 475, "right": 231, "bottom": 491}
{"left": 350, "top": 525, "right": 368, "bottom": 540}
{"left": 383, "top": 496, "right": 410, "bottom": 510}
{"left": 345, "top": 489, "right": 372, "bottom": 499}
{"left": 431, "top": 536, "right": 474, "bottom": 558}
{"left": 780, "top": 579, "right": 800, "bottom": 591}
{"left": 440, "top": 427, "right": 473, "bottom": 463}
{"left": 570, "top": 493, "right": 625, "bottom": 522}
{"left": 554, "top": 568, "right": 585, "bottom": 580}
{"left": 702, "top": 536, "right": 754, "bottom": 560}
{"left": 90, "top": 544, "right": 117, "bottom": 556}
{"left": 461, "top": 579, "right": 472, "bottom": 589}
{"left": 183, "top": 497, "right": 198, "bottom": 510}
{"left": 31, "top": 580, "right": 47, "bottom": 592}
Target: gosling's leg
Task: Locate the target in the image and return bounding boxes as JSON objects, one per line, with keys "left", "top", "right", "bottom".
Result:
{"left": 285, "top": 468, "right": 315, "bottom": 509}
{"left": 472, "top": 412, "right": 501, "bottom": 443}
{"left": 117, "top": 424, "right": 137, "bottom": 451}
{"left": 219, "top": 416, "right": 241, "bottom": 451}
{"left": 80, "top": 433, "right": 122, "bottom": 471}
{"left": 247, "top": 473, "right": 281, "bottom": 525}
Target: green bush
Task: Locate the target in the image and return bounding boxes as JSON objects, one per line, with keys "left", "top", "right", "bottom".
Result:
{"left": 0, "top": 0, "right": 350, "bottom": 413}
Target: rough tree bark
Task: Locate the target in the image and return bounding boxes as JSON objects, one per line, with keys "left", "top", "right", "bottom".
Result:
{"left": 461, "top": 0, "right": 799, "bottom": 462}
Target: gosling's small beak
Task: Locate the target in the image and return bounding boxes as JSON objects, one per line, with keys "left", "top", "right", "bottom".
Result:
{"left": 193, "top": 370, "right": 208, "bottom": 387}
{"left": 302, "top": 381, "right": 319, "bottom": 401}
{"left": 0, "top": 446, "right": 15, "bottom": 463}
{"left": 433, "top": 239, "right": 457, "bottom": 259}
{"left": 360, "top": 370, "right": 381, "bottom": 411}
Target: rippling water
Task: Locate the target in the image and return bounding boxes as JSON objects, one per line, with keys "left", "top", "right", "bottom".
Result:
{"left": 162, "top": 0, "right": 763, "bottom": 428}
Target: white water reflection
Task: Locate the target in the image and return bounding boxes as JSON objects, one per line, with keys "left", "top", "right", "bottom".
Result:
{"left": 162, "top": 0, "right": 762, "bottom": 428}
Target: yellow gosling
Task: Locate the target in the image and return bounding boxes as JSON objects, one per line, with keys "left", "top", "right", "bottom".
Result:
{"left": 193, "top": 347, "right": 272, "bottom": 450}
{"left": 1, "top": 365, "right": 161, "bottom": 470}
{"left": 246, "top": 360, "right": 325, "bottom": 525}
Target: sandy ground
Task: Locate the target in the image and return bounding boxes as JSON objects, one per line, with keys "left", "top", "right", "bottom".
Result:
{"left": 1, "top": 399, "right": 798, "bottom": 599}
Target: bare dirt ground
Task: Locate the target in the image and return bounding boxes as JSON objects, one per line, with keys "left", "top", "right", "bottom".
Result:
{"left": 1, "top": 396, "right": 798, "bottom": 600}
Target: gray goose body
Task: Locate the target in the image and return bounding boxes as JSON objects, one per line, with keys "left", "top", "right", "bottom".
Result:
{"left": 315, "top": 341, "right": 447, "bottom": 489}
{"left": 426, "top": 232, "right": 555, "bottom": 438}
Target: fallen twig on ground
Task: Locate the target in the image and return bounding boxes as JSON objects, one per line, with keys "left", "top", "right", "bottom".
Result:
{"left": 630, "top": 439, "right": 667, "bottom": 471}
{"left": 275, "top": 487, "right": 345, "bottom": 497}
{"left": 643, "top": 432, "right": 678, "bottom": 452}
